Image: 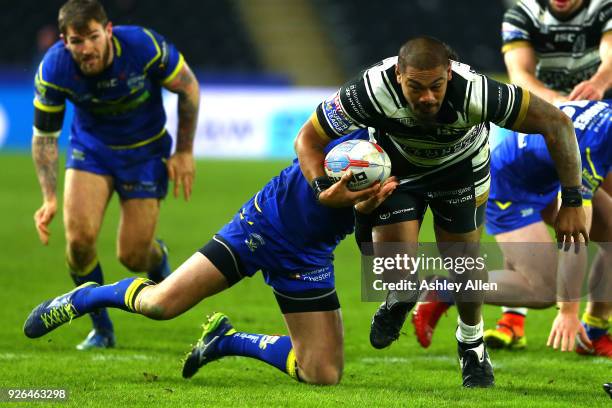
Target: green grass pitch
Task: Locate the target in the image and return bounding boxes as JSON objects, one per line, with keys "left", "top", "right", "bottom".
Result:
{"left": 0, "top": 153, "right": 609, "bottom": 407}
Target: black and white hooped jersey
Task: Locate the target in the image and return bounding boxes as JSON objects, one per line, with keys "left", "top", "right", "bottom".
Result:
{"left": 313, "top": 57, "right": 529, "bottom": 180}
{"left": 502, "top": 0, "right": 612, "bottom": 93}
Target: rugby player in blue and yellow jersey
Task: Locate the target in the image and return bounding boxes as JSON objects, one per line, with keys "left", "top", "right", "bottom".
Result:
{"left": 24, "top": 130, "right": 397, "bottom": 385}
{"left": 31, "top": 0, "right": 200, "bottom": 350}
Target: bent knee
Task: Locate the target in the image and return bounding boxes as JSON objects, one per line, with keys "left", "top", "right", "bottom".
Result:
{"left": 139, "top": 290, "right": 177, "bottom": 320}
{"left": 300, "top": 362, "right": 343, "bottom": 385}
{"left": 66, "top": 230, "right": 97, "bottom": 254}
{"left": 117, "top": 250, "right": 149, "bottom": 272}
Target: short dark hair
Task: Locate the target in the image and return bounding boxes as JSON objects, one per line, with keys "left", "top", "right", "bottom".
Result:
{"left": 397, "top": 36, "right": 454, "bottom": 72}
{"left": 58, "top": 0, "right": 108, "bottom": 35}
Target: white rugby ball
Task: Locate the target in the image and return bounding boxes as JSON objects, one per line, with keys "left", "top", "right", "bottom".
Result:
{"left": 324, "top": 140, "right": 391, "bottom": 191}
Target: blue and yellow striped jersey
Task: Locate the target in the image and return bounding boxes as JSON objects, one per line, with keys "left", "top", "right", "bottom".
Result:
{"left": 34, "top": 25, "right": 184, "bottom": 147}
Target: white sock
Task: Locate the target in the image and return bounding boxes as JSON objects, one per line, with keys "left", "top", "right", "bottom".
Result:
{"left": 456, "top": 317, "right": 484, "bottom": 344}
{"left": 501, "top": 307, "right": 528, "bottom": 316}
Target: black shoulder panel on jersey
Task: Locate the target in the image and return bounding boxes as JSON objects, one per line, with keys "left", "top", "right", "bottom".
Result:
{"left": 490, "top": 81, "right": 524, "bottom": 126}
{"left": 338, "top": 72, "right": 378, "bottom": 123}
{"left": 34, "top": 107, "right": 64, "bottom": 132}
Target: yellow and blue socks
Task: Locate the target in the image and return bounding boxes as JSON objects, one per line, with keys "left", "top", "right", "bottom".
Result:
{"left": 71, "top": 277, "right": 154, "bottom": 314}
{"left": 70, "top": 260, "right": 113, "bottom": 333}
{"left": 215, "top": 332, "right": 300, "bottom": 381}
{"left": 582, "top": 312, "right": 609, "bottom": 341}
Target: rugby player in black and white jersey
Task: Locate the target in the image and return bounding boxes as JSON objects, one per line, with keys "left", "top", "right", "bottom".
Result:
{"left": 480, "top": 0, "right": 612, "bottom": 351}
{"left": 502, "top": 0, "right": 612, "bottom": 102}
{"left": 295, "top": 36, "right": 588, "bottom": 388}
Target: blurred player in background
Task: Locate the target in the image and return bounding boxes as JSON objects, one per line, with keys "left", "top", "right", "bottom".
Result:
{"left": 502, "top": 0, "right": 612, "bottom": 102}
{"left": 413, "top": 100, "right": 612, "bottom": 357}
{"left": 24, "top": 130, "right": 397, "bottom": 385}
{"left": 485, "top": 0, "right": 612, "bottom": 345}
{"left": 294, "top": 36, "right": 587, "bottom": 388}
{"left": 31, "top": 0, "right": 199, "bottom": 349}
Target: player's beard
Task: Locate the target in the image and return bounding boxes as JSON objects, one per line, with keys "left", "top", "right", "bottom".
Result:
{"left": 413, "top": 102, "right": 440, "bottom": 121}
{"left": 77, "top": 38, "right": 112, "bottom": 76}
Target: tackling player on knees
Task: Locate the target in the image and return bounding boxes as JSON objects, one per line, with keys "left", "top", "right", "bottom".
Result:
{"left": 24, "top": 130, "right": 398, "bottom": 385}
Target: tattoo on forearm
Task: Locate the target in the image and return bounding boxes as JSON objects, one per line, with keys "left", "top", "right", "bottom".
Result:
{"left": 32, "top": 136, "right": 59, "bottom": 200}
{"left": 550, "top": 127, "right": 582, "bottom": 187}
{"left": 174, "top": 68, "right": 200, "bottom": 152}
{"left": 522, "top": 95, "right": 582, "bottom": 187}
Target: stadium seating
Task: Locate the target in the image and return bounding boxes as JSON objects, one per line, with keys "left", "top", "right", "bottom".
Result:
{"left": 312, "top": 0, "right": 506, "bottom": 74}
{"left": 0, "top": 0, "right": 261, "bottom": 75}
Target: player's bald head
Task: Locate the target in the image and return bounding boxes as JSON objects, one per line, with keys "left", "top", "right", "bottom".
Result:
{"left": 397, "top": 36, "right": 452, "bottom": 73}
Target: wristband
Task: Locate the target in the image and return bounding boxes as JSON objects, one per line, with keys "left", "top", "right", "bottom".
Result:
{"left": 561, "top": 186, "right": 582, "bottom": 207}
{"left": 311, "top": 176, "right": 333, "bottom": 201}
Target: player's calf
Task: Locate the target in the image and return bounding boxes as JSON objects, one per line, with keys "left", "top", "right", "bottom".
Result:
{"left": 183, "top": 313, "right": 327, "bottom": 383}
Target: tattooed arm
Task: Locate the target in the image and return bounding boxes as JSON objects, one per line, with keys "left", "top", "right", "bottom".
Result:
{"left": 163, "top": 61, "right": 200, "bottom": 200}
{"left": 510, "top": 91, "right": 588, "bottom": 250}
{"left": 32, "top": 132, "right": 60, "bottom": 245}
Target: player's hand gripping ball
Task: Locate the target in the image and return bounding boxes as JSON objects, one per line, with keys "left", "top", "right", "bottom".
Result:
{"left": 324, "top": 140, "right": 391, "bottom": 191}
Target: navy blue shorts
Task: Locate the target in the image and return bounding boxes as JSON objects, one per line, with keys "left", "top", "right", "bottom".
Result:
{"left": 65, "top": 132, "right": 172, "bottom": 200}
{"left": 198, "top": 194, "right": 340, "bottom": 313}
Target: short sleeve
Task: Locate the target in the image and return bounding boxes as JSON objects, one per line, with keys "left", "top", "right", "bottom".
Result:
{"left": 33, "top": 58, "right": 67, "bottom": 113}
{"left": 141, "top": 28, "right": 184, "bottom": 84}
{"left": 501, "top": 2, "right": 534, "bottom": 53}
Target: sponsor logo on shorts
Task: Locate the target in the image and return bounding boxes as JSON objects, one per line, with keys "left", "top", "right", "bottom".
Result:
{"left": 121, "top": 181, "right": 158, "bottom": 193}
{"left": 71, "top": 148, "right": 85, "bottom": 161}
{"left": 291, "top": 266, "right": 333, "bottom": 282}
{"left": 245, "top": 232, "right": 265, "bottom": 252}
{"left": 427, "top": 187, "right": 474, "bottom": 205}
{"left": 520, "top": 208, "right": 534, "bottom": 217}
{"left": 427, "top": 187, "right": 472, "bottom": 198}
{"left": 379, "top": 212, "right": 391, "bottom": 220}
{"left": 392, "top": 207, "right": 415, "bottom": 215}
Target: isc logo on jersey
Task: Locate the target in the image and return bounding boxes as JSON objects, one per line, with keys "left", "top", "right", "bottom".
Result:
{"left": 324, "top": 140, "right": 391, "bottom": 191}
